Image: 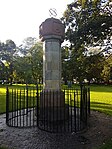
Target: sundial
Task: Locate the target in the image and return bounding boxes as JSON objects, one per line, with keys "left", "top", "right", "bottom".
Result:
{"left": 49, "top": 8, "right": 57, "bottom": 18}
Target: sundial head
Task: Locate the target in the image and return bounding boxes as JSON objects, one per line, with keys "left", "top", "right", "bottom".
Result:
{"left": 49, "top": 8, "right": 57, "bottom": 18}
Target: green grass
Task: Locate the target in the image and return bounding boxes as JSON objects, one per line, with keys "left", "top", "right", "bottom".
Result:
{"left": 90, "top": 85, "right": 112, "bottom": 115}
{"left": 0, "top": 146, "right": 7, "bottom": 149}
{"left": 0, "top": 84, "right": 38, "bottom": 114}
{"left": 98, "top": 140, "right": 112, "bottom": 149}
{"left": 0, "top": 85, "right": 7, "bottom": 114}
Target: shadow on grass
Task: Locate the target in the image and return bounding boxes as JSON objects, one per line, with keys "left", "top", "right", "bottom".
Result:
{"left": 89, "top": 84, "right": 112, "bottom": 93}
{"left": 91, "top": 102, "right": 112, "bottom": 115}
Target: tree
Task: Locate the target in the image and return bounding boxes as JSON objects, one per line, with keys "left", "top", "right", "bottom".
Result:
{"left": 0, "top": 40, "right": 16, "bottom": 84}
{"left": 18, "top": 37, "right": 37, "bottom": 55}
{"left": 14, "top": 41, "right": 43, "bottom": 84}
{"left": 61, "top": 0, "right": 112, "bottom": 83}
{"left": 14, "top": 56, "right": 32, "bottom": 84}
{"left": 85, "top": 52, "right": 105, "bottom": 83}
{"left": 0, "top": 61, "right": 5, "bottom": 81}
{"left": 62, "top": 0, "right": 112, "bottom": 52}
{"left": 29, "top": 42, "right": 43, "bottom": 84}
{"left": 102, "top": 54, "right": 112, "bottom": 82}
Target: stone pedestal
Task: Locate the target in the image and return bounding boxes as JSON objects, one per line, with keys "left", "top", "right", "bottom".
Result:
{"left": 39, "top": 90, "right": 68, "bottom": 122}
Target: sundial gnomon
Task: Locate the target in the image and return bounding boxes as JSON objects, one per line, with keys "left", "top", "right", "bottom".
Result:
{"left": 49, "top": 8, "right": 57, "bottom": 17}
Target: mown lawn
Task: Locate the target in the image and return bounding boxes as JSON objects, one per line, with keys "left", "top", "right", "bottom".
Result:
{"left": 0, "top": 85, "right": 6, "bottom": 114}
{"left": 90, "top": 85, "right": 112, "bottom": 115}
{"left": 0, "top": 84, "right": 112, "bottom": 115}
{"left": 0, "top": 84, "right": 37, "bottom": 114}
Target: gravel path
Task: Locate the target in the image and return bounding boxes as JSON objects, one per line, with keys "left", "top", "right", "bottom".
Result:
{"left": 0, "top": 111, "right": 112, "bottom": 149}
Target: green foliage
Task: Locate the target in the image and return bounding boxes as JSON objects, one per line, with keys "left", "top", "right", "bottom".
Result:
{"left": 0, "top": 40, "right": 16, "bottom": 84}
{"left": 63, "top": 0, "right": 112, "bottom": 50}
{"left": 61, "top": 0, "right": 112, "bottom": 82}
{"left": 0, "top": 37, "right": 43, "bottom": 84}
{"left": 29, "top": 42, "right": 43, "bottom": 83}
{"left": 85, "top": 53, "right": 105, "bottom": 81}
{"left": 14, "top": 56, "right": 33, "bottom": 84}
{"left": 102, "top": 54, "right": 112, "bottom": 82}
{"left": 13, "top": 40, "right": 43, "bottom": 84}
{"left": 18, "top": 37, "right": 37, "bottom": 55}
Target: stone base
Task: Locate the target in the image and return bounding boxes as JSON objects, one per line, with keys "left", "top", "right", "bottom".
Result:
{"left": 39, "top": 105, "right": 69, "bottom": 122}
{"left": 39, "top": 90, "right": 68, "bottom": 122}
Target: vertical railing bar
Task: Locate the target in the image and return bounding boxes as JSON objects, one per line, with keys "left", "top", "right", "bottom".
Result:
{"left": 14, "top": 89, "right": 16, "bottom": 126}
{"left": 83, "top": 88, "right": 86, "bottom": 128}
{"left": 56, "top": 90, "right": 58, "bottom": 132}
{"left": 83, "top": 88, "right": 86, "bottom": 129}
{"left": 49, "top": 90, "right": 51, "bottom": 131}
{"left": 52, "top": 90, "right": 54, "bottom": 132}
{"left": 23, "top": 88, "right": 25, "bottom": 127}
{"left": 76, "top": 89, "right": 79, "bottom": 131}
{"left": 19, "top": 90, "right": 21, "bottom": 127}
{"left": 43, "top": 90, "right": 45, "bottom": 130}
{"left": 6, "top": 87, "right": 9, "bottom": 125}
{"left": 68, "top": 90, "right": 69, "bottom": 132}
{"left": 74, "top": 92, "right": 76, "bottom": 132}
{"left": 80, "top": 86, "right": 82, "bottom": 130}
{"left": 85, "top": 88, "right": 88, "bottom": 126}
{"left": 8, "top": 88, "right": 11, "bottom": 126}
{"left": 11, "top": 89, "right": 13, "bottom": 126}
{"left": 36, "top": 85, "right": 39, "bottom": 127}
{"left": 30, "top": 89, "right": 32, "bottom": 127}
{"left": 47, "top": 89, "right": 48, "bottom": 131}
{"left": 26, "top": 86, "right": 28, "bottom": 127}
{"left": 64, "top": 90, "right": 66, "bottom": 132}
{"left": 60, "top": 91, "right": 62, "bottom": 132}
{"left": 17, "top": 90, "right": 19, "bottom": 127}
{"left": 58, "top": 90, "right": 59, "bottom": 133}
{"left": 88, "top": 88, "right": 90, "bottom": 115}
{"left": 32, "top": 87, "right": 35, "bottom": 126}
{"left": 70, "top": 94, "right": 72, "bottom": 132}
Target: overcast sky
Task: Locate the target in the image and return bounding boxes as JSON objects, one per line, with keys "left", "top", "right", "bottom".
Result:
{"left": 0, "top": 0, "right": 73, "bottom": 45}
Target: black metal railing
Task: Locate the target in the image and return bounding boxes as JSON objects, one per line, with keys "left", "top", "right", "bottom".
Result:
{"left": 6, "top": 85, "right": 90, "bottom": 133}
{"left": 6, "top": 86, "right": 38, "bottom": 128}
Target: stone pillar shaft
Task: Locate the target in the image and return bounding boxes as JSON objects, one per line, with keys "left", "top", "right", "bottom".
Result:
{"left": 43, "top": 38, "right": 61, "bottom": 90}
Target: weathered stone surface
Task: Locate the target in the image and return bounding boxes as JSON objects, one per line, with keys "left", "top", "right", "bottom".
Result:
{"left": 43, "top": 39, "right": 61, "bottom": 90}
{"left": 45, "top": 80, "right": 61, "bottom": 90}
{"left": 39, "top": 18, "right": 65, "bottom": 42}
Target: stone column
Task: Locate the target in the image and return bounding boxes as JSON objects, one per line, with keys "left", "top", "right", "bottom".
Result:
{"left": 43, "top": 37, "right": 61, "bottom": 90}
{"left": 39, "top": 18, "right": 66, "bottom": 121}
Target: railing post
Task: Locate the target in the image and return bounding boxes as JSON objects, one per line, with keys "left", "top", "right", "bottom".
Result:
{"left": 87, "top": 88, "right": 90, "bottom": 115}
{"left": 6, "top": 87, "right": 9, "bottom": 125}
{"left": 36, "top": 84, "right": 39, "bottom": 127}
{"left": 26, "top": 86, "right": 28, "bottom": 114}
{"left": 80, "top": 84, "right": 83, "bottom": 122}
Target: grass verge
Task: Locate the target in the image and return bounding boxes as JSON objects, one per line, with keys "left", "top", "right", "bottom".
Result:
{"left": 98, "top": 140, "right": 112, "bottom": 149}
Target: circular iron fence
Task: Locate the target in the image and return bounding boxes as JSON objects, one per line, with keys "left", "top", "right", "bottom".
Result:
{"left": 6, "top": 85, "right": 90, "bottom": 133}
